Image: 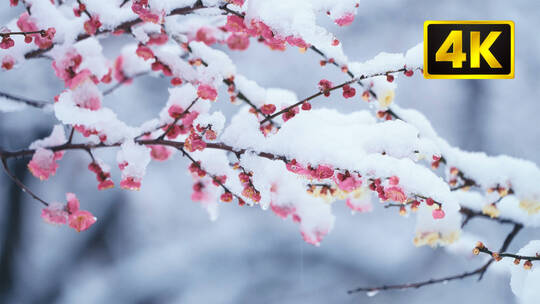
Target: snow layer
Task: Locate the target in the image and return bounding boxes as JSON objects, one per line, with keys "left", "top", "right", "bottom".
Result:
{"left": 222, "top": 107, "right": 461, "bottom": 240}
{"left": 245, "top": 0, "right": 354, "bottom": 63}
{"left": 395, "top": 105, "right": 540, "bottom": 226}
{"left": 509, "top": 240, "right": 540, "bottom": 304}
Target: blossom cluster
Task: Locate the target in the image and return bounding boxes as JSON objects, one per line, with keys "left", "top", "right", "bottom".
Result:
{"left": 41, "top": 193, "right": 97, "bottom": 232}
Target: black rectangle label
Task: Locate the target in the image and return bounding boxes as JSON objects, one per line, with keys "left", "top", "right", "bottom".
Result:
{"left": 424, "top": 21, "right": 514, "bottom": 79}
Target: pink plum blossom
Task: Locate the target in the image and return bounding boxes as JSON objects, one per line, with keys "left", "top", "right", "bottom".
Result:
{"left": 346, "top": 198, "right": 373, "bottom": 213}
{"left": 66, "top": 192, "right": 80, "bottom": 214}
{"left": 52, "top": 49, "right": 86, "bottom": 88}
{"left": 149, "top": 144, "right": 173, "bottom": 161}
{"left": 227, "top": 33, "right": 250, "bottom": 50}
{"left": 342, "top": 84, "right": 356, "bottom": 98}
{"left": 88, "top": 161, "right": 115, "bottom": 190}
{"left": 132, "top": 0, "right": 161, "bottom": 23}
{"left": 282, "top": 106, "right": 299, "bottom": 122}
{"left": 182, "top": 111, "right": 199, "bottom": 127}
{"left": 184, "top": 132, "right": 207, "bottom": 152}
{"left": 318, "top": 79, "right": 333, "bottom": 96}
{"left": 270, "top": 203, "right": 296, "bottom": 219}
{"left": 17, "top": 13, "right": 54, "bottom": 49}
{"left": 228, "top": 0, "right": 244, "bottom": 5}
{"left": 285, "top": 36, "right": 309, "bottom": 48}
{"left": 334, "top": 173, "right": 362, "bottom": 192}
{"left": 334, "top": 13, "right": 355, "bottom": 26}
{"left": 28, "top": 148, "right": 61, "bottom": 180}
{"left": 286, "top": 159, "right": 305, "bottom": 174}
{"left": 195, "top": 27, "right": 216, "bottom": 45}
{"left": 2, "top": 55, "right": 15, "bottom": 70}
{"left": 41, "top": 203, "right": 68, "bottom": 225}
{"left": 301, "top": 229, "right": 328, "bottom": 246}
{"left": 224, "top": 15, "right": 246, "bottom": 33}
{"left": 0, "top": 36, "right": 14, "bottom": 49}
{"left": 168, "top": 105, "right": 184, "bottom": 118}
{"left": 312, "top": 165, "right": 334, "bottom": 180}
{"left": 197, "top": 84, "right": 218, "bottom": 101}
{"left": 67, "top": 68, "right": 92, "bottom": 89}
{"left": 113, "top": 55, "right": 132, "bottom": 84}
{"left": 147, "top": 32, "right": 168, "bottom": 45}
{"left": 120, "top": 176, "right": 142, "bottom": 191}
{"left": 432, "top": 208, "right": 446, "bottom": 219}
{"left": 136, "top": 44, "right": 154, "bottom": 60}
{"left": 68, "top": 210, "right": 97, "bottom": 232}
{"left": 260, "top": 104, "right": 276, "bottom": 115}
{"left": 385, "top": 186, "right": 407, "bottom": 203}
{"left": 83, "top": 16, "right": 102, "bottom": 36}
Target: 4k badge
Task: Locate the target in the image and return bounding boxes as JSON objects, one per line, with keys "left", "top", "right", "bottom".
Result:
{"left": 424, "top": 21, "right": 514, "bottom": 79}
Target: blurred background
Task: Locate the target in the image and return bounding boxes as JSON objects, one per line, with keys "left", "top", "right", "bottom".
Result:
{"left": 1, "top": 0, "right": 539, "bottom": 303}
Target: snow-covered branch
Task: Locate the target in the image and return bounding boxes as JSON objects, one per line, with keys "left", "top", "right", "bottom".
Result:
{"left": 1, "top": 0, "right": 539, "bottom": 301}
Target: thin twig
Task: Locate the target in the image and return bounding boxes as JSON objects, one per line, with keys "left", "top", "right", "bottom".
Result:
{"left": 75, "top": 0, "right": 92, "bottom": 19}
{"left": 102, "top": 72, "right": 149, "bottom": 96}
{"left": 0, "top": 30, "right": 45, "bottom": 37}
{"left": 348, "top": 262, "right": 492, "bottom": 294}
{"left": 157, "top": 97, "right": 199, "bottom": 140}
{"left": 478, "top": 223, "right": 523, "bottom": 279}
{"left": 260, "top": 78, "right": 358, "bottom": 124}
{"left": 222, "top": 77, "right": 277, "bottom": 127}
{"left": 178, "top": 147, "right": 244, "bottom": 202}
{"left": 477, "top": 244, "right": 540, "bottom": 262}
{"left": 0, "top": 69, "right": 144, "bottom": 110}
{"left": 348, "top": 223, "right": 523, "bottom": 294}
{"left": 459, "top": 207, "right": 520, "bottom": 226}
{"left": 0, "top": 91, "right": 51, "bottom": 109}
{"left": 219, "top": 4, "right": 243, "bottom": 17}
{"left": 0, "top": 156, "right": 48, "bottom": 206}
{"left": 67, "top": 127, "right": 75, "bottom": 144}
{"left": 260, "top": 66, "right": 410, "bottom": 125}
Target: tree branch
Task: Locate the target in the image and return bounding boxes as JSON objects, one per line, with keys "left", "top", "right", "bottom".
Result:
{"left": 1, "top": 69, "right": 146, "bottom": 111}
{"left": 177, "top": 147, "right": 244, "bottom": 203}
{"left": 259, "top": 67, "right": 418, "bottom": 125}
{"left": 75, "top": 0, "right": 92, "bottom": 20}
{"left": 477, "top": 246, "right": 540, "bottom": 263}
{"left": 157, "top": 97, "right": 199, "bottom": 140}
{"left": 0, "top": 30, "right": 46, "bottom": 37}
{"left": 66, "top": 127, "right": 75, "bottom": 144}
{"left": 0, "top": 91, "right": 51, "bottom": 109}
{"left": 0, "top": 156, "right": 48, "bottom": 206}
{"left": 348, "top": 261, "right": 492, "bottom": 294}
{"left": 102, "top": 71, "right": 149, "bottom": 96}
{"left": 0, "top": 137, "right": 453, "bottom": 213}
{"left": 459, "top": 206, "right": 520, "bottom": 226}
{"left": 474, "top": 225, "right": 537, "bottom": 266}
{"left": 348, "top": 223, "right": 523, "bottom": 294}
